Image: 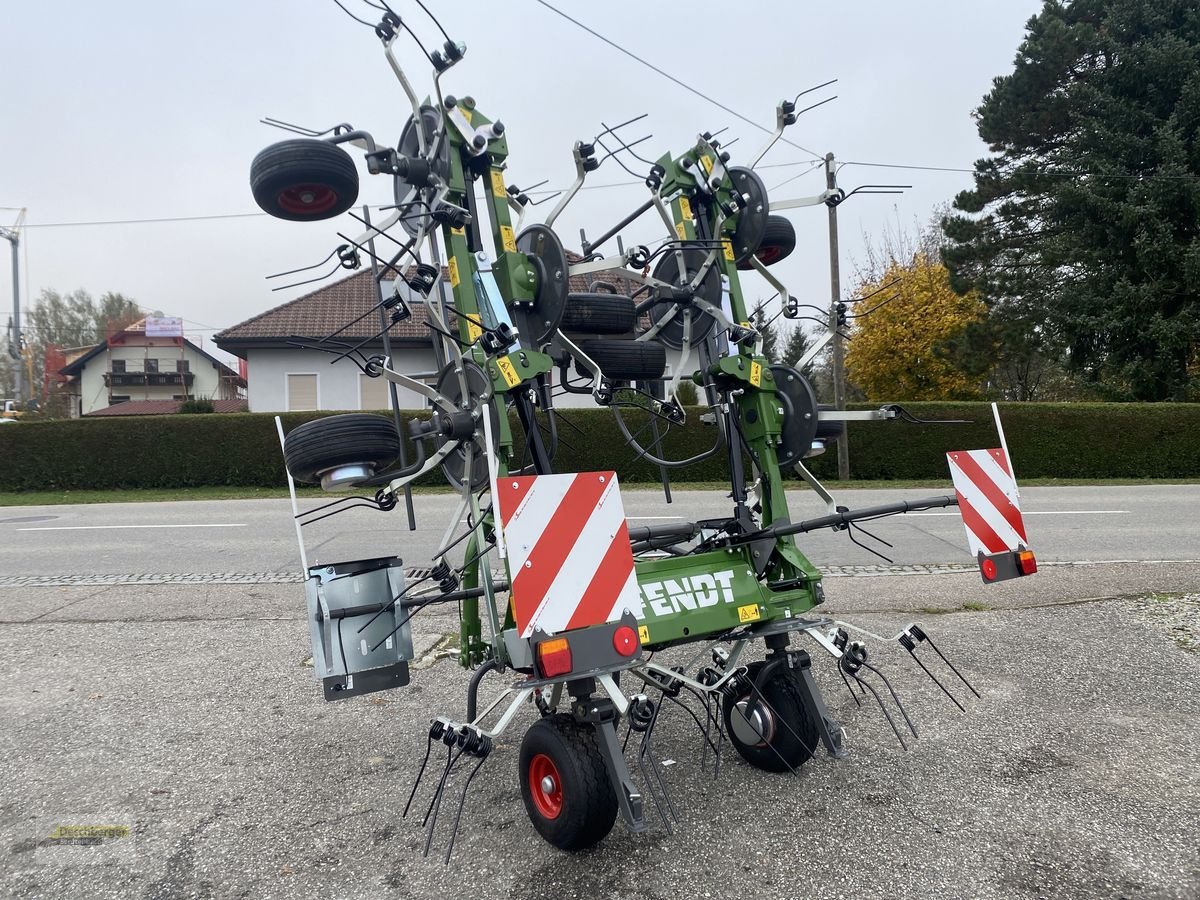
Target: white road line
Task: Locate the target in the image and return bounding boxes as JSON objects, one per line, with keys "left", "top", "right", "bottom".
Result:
{"left": 17, "top": 524, "right": 248, "bottom": 532}
{"left": 909, "top": 510, "right": 1128, "bottom": 517}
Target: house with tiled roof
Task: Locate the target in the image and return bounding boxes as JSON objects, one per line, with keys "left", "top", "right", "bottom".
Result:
{"left": 214, "top": 269, "right": 441, "bottom": 412}
{"left": 216, "top": 256, "right": 642, "bottom": 413}
{"left": 60, "top": 318, "right": 245, "bottom": 417}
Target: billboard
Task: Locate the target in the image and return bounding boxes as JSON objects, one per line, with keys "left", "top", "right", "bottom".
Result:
{"left": 144, "top": 316, "right": 183, "bottom": 337}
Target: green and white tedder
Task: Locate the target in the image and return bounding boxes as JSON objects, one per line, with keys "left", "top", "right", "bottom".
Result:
{"left": 250, "top": 1, "right": 1037, "bottom": 858}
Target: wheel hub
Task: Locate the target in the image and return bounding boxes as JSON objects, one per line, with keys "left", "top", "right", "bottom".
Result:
{"left": 730, "top": 698, "right": 775, "bottom": 746}
{"left": 528, "top": 752, "right": 563, "bottom": 820}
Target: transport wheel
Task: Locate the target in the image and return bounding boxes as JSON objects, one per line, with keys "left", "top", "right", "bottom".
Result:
{"left": 737, "top": 215, "right": 796, "bottom": 269}
{"left": 283, "top": 414, "right": 400, "bottom": 488}
{"left": 561, "top": 292, "right": 637, "bottom": 335}
{"left": 250, "top": 139, "right": 359, "bottom": 222}
{"left": 722, "top": 661, "right": 819, "bottom": 772}
{"left": 577, "top": 340, "right": 666, "bottom": 381}
{"left": 518, "top": 714, "right": 618, "bottom": 851}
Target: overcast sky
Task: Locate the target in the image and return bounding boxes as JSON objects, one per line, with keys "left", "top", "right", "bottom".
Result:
{"left": 2, "top": 0, "right": 1041, "bottom": 364}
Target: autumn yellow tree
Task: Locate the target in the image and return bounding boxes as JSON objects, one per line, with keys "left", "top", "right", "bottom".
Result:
{"left": 845, "top": 252, "right": 986, "bottom": 400}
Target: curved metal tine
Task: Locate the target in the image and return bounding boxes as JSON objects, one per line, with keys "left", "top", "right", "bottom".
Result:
{"left": 839, "top": 666, "right": 863, "bottom": 707}
{"left": 860, "top": 659, "right": 918, "bottom": 739}
{"left": 403, "top": 730, "right": 438, "bottom": 818}
{"left": 335, "top": 229, "right": 410, "bottom": 283}
{"left": 846, "top": 667, "right": 908, "bottom": 751}
{"left": 673, "top": 686, "right": 723, "bottom": 768}
{"left": 906, "top": 650, "right": 966, "bottom": 712}
{"left": 443, "top": 753, "right": 489, "bottom": 864}
{"left": 921, "top": 633, "right": 981, "bottom": 699}
{"left": 636, "top": 703, "right": 678, "bottom": 829}
{"left": 270, "top": 262, "right": 344, "bottom": 292}
{"left": 423, "top": 747, "right": 466, "bottom": 857}
{"left": 434, "top": 494, "right": 471, "bottom": 560}
{"left": 420, "top": 744, "right": 453, "bottom": 826}
{"left": 260, "top": 116, "right": 346, "bottom": 137}
{"left": 595, "top": 112, "right": 650, "bottom": 144}
{"left": 298, "top": 501, "right": 391, "bottom": 527}
{"left": 286, "top": 338, "right": 372, "bottom": 373}
{"left": 595, "top": 133, "right": 655, "bottom": 179}
{"left": 267, "top": 246, "right": 342, "bottom": 280}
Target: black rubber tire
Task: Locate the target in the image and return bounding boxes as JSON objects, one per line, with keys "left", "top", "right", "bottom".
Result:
{"left": 561, "top": 293, "right": 637, "bottom": 335}
{"left": 283, "top": 414, "right": 400, "bottom": 484}
{"left": 518, "top": 714, "right": 618, "bottom": 851}
{"left": 737, "top": 215, "right": 796, "bottom": 270}
{"left": 250, "top": 139, "right": 359, "bottom": 222}
{"left": 577, "top": 340, "right": 666, "bottom": 381}
{"left": 722, "top": 661, "right": 819, "bottom": 772}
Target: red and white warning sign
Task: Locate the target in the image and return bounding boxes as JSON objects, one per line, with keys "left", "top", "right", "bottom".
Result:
{"left": 947, "top": 447, "right": 1037, "bottom": 582}
{"left": 497, "top": 471, "right": 640, "bottom": 638}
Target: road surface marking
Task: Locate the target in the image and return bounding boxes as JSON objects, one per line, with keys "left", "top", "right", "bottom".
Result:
{"left": 17, "top": 524, "right": 247, "bottom": 532}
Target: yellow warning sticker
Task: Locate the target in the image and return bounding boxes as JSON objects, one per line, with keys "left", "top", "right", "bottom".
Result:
{"left": 675, "top": 221, "right": 687, "bottom": 241}
{"left": 678, "top": 196, "right": 692, "bottom": 220}
{"left": 722, "top": 237, "right": 735, "bottom": 261}
{"left": 500, "top": 224, "right": 517, "bottom": 254}
{"left": 699, "top": 155, "right": 714, "bottom": 175}
{"left": 497, "top": 355, "right": 521, "bottom": 388}
{"left": 461, "top": 106, "right": 473, "bottom": 124}
{"left": 637, "top": 625, "right": 650, "bottom": 644}
{"left": 737, "top": 604, "right": 761, "bottom": 623}
{"left": 750, "top": 361, "right": 762, "bottom": 387}
{"left": 466, "top": 319, "right": 483, "bottom": 342}
{"left": 448, "top": 257, "right": 460, "bottom": 288}
{"left": 490, "top": 169, "right": 506, "bottom": 198}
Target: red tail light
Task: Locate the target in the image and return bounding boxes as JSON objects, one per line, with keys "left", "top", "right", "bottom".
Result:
{"left": 536, "top": 637, "right": 572, "bottom": 678}
{"left": 980, "top": 557, "right": 998, "bottom": 581}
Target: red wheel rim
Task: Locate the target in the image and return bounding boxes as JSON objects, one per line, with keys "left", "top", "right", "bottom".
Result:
{"left": 756, "top": 244, "right": 783, "bottom": 265}
{"left": 277, "top": 183, "right": 340, "bottom": 216}
{"left": 528, "top": 753, "right": 563, "bottom": 820}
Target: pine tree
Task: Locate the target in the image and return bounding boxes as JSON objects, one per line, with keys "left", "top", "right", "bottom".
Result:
{"left": 943, "top": 0, "right": 1200, "bottom": 400}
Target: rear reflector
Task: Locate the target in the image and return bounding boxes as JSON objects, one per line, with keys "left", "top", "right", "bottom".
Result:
{"left": 612, "top": 625, "right": 639, "bottom": 657}
{"left": 980, "top": 557, "right": 998, "bottom": 581}
{"left": 536, "top": 637, "right": 572, "bottom": 678}
{"left": 1017, "top": 549, "right": 1038, "bottom": 575}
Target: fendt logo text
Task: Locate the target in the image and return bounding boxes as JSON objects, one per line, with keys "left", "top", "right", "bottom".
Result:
{"left": 633, "top": 570, "right": 738, "bottom": 619}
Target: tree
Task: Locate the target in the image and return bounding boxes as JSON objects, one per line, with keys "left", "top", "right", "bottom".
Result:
{"left": 845, "top": 252, "right": 988, "bottom": 401}
{"left": 942, "top": 0, "right": 1200, "bottom": 401}
{"left": 750, "top": 302, "right": 782, "bottom": 362}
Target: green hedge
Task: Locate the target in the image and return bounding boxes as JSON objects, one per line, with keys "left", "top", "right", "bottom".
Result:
{"left": 1, "top": 403, "right": 1197, "bottom": 491}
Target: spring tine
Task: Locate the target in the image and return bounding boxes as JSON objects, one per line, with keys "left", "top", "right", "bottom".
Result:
{"left": 421, "top": 744, "right": 453, "bottom": 826}
{"left": 847, "top": 668, "right": 907, "bottom": 751}
{"left": 907, "top": 649, "right": 966, "bottom": 712}
{"left": 403, "top": 730, "right": 436, "bottom": 818}
{"left": 924, "top": 633, "right": 982, "bottom": 699}
{"left": 642, "top": 706, "right": 679, "bottom": 823}
{"left": 443, "top": 753, "right": 489, "bottom": 864}
{"left": 423, "top": 747, "right": 465, "bottom": 858}
{"left": 861, "top": 659, "right": 918, "bottom": 739}
{"left": 636, "top": 708, "right": 676, "bottom": 830}
{"left": 673, "top": 686, "right": 723, "bottom": 764}
{"left": 839, "top": 665, "right": 863, "bottom": 707}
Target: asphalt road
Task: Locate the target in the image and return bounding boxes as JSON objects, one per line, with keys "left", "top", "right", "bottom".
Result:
{"left": 2, "top": 486, "right": 1198, "bottom": 898}
{"left": 1, "top": 484, "right": 1195, "bottom": 579}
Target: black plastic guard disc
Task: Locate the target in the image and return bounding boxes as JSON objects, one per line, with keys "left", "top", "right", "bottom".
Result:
{"left": 514, "top": 224, "right": 569, "bottom": 345}
{"left": 398, "top": 105, "right": 450, "bottom": 238}
{"left": 727, "top": 166, "right": 769, "bottom": 265}
{"left": 770, "top": 364, "right": 819, "bottom": 468}
{"left": 646, "top": 247, "right": 722, "bottom": 350}
{"left": 434, "top": 360, "right": 499, "bottom": 491}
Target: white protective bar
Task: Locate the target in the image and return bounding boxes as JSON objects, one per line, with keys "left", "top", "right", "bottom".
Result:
{"left": 275, "top": 416, "right": 308, "bottom": 573}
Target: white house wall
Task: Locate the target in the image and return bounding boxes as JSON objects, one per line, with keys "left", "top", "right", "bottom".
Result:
{"left": 77, "top": 341, "right": 237, "bottom": 415}
{"left": 246, "top": 347, "right": 439, "bottom": 412}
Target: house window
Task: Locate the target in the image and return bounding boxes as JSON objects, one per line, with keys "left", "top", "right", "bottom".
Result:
{"left": 145, "top": 359, "right": 159, "bottom": 374}
{"left": 287, "top": 374, "right": 318, "bottom": 411}
{"left": 109, "top": 395, "right": 130, "bottom": 404}
{"left": 177, "top": 360, "right": 190, "bottom": 373}
{"left": 111, "top": 359, "right": 126, "bottom": 374}
{"left": 359, "top": 373, "right": 390, "bottom": 411}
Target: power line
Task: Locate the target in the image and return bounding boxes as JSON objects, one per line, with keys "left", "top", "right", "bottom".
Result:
{"left": 17, "top": 211, "right": 268, "bottom": 229}
{"left": 531, "top": 0, "right": 825, "bottom": 164}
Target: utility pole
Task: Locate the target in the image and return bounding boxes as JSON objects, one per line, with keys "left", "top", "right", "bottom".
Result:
{"left": 1, "top": 217, "right": 23, "bottom": 407}
{"left": 824, "top": 153, "right": 850, "bottom": 480}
